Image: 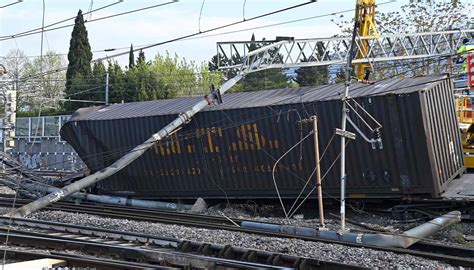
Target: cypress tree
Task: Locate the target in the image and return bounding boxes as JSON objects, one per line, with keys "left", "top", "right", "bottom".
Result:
{"left": 137, "top": 50, "right": 146, "bottom": 65}
{"left": 128, "top": 44, "right": 134, "bottom": 68}
{"left": 238, "top": 34, "right": 290, "bottom": 92}
{"left": 64, "top": 9, "right": 93, "bottom": 112}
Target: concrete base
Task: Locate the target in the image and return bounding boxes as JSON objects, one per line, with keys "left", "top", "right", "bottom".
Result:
{"left": 4, "top": 259, "right": 66, "bottom": 269}
{"left": 442, "top": 172, "right": 474, "bottom": 199}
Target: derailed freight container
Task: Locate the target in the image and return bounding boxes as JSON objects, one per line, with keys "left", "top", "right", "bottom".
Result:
{"left": 61, "top": 75, "right": 464, "bottom": 199}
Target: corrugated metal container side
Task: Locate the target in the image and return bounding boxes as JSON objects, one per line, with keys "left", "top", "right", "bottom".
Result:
{"left": 60, "top": 75, "right": 464, "bottom": 199}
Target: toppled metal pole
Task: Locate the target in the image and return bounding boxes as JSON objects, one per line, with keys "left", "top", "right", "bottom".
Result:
{"left": 6, "top": 75, "right": 243, "bottom": 218}
{"left": 18, "top": 182, "right": 192, "bottom": 211}
{"left": 241, "top": 211, "right": 461, "bottom": 248}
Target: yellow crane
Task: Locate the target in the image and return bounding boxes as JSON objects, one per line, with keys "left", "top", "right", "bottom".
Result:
{"left": 354, "top": 0, "right": 379, "bottom": 81}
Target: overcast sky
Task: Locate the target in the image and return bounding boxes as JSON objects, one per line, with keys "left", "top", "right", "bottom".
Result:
{"left": 0, "top": 0, "right": 454, "bottom": 68}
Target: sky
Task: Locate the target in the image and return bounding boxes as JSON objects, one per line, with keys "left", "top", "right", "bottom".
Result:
{"left": 0, "top": 0, "right": 463, "bottom": 68}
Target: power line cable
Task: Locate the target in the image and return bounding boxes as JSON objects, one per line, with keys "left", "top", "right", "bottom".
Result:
{"left": 8, "top": 34, "right": 470, "bottom": 176}
{"left": 198, "top": 0, "right": 206, "bottom": 33}
{"left": 0, "top": 0, "right": 123, "bottom": 40}
{"left": 5, "top": 1, "right": 317, "bottom": 84}
{"left": 0, "top": 0, "right": 22, "bottom": 9}
{"left": 183, "top": 0, "right": 394, "bottom": 41}
{"left": 0, "top": 1, "right": 172, "bottom": 41}
{"left": 19, "top": 22, "right": 462, "bottom": 87}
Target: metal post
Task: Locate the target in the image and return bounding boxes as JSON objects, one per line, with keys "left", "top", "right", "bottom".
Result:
{"left": 105, "top": 71, "right": 109, "bottom": 105}
{"left": 339, "top": 18, "right": 360, "bottom": 234}
{"left": 312, "top": 116, "right": 324, "bottom": 227}
{"left": 2, "top": 74, "right": 16, "bottom": 154}
{"left": 6, "top": 74, "right": 244, "bottom": 218}
{"left": 340, "top": 90, "right": 349, "bottom": 233}
{"left": 0, "top": 65, "right": 6, "bottom": 153}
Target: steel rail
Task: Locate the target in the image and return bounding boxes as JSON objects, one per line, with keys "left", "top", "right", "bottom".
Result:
{"left": 0, "top": 229, "right": 288, "bottom": 269}
{"left": 0, "top": 216, "right": 361, "bottom": 270}
{"left": 0, "top": 248, "right": 162, "bottom": 270}
{"left": 0, "top": 197, "right": 472, "bottom": 267}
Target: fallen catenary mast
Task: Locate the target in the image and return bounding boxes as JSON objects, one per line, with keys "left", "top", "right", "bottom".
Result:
{"left": 6, "top": 74, "right": 246, "bottom": 218}
{"left": 241, "top": 211, "right": 462, "bottom": 248}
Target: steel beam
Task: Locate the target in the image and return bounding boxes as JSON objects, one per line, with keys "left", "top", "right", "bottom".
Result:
{"left": 217, "top": 29, "right": 474, "bottom": 71}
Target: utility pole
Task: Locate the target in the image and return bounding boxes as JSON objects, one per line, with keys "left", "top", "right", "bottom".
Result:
{"left": 0, "top": 65, "right": 15, "bottom": 154}
{"left": 339, "top": 18, "right": 360, "bottom": 233}
{"left": 312, "top": 116, "right": 324, "bottom": 227}
{"left": 105, "top": 71, "right": 109, "bottom": 105}
{"left": 301, "top": 116, "right": 324, "bottom": 227}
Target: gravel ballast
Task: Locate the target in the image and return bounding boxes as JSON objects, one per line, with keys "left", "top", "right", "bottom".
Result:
{"left": 26, "top": 210, "right": 457, "bottom": 269}
{"left": 204, "top": 203, "right": 474, "bottom": 246}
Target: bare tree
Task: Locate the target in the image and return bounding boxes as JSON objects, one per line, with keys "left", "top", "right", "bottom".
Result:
{"left": 23, "top": 51, "right": 67, "bottom": 111}
{"left": 333, "top": 0, "right": 473, "bottom": 80}
{"left": 0, "top": 49, "right": 66, "bottom": 112}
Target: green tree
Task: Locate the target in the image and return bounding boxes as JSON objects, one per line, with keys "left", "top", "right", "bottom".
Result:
{"left": 151, "top": 51, "right": 223, "bottom": 97}
{"left": 107, "top": 60, "right": 127, "bottom": 103}
{"left": 90, "top": 61, "right": 106, "bottom": 103}
{"left": 137, "top": 50, "right": 146, "bottom": 65}
{"left": 228, "top": 34, "right": 291, "bottom": 92}
{"left": 128, "top": 44, "right": 134, "bottom": 69}
{"left": 294, "top": 42, "right": 329, "bottom": 87}
{"left": 64, "top": 9, "right": 93, "bottom": 112}
{"left": 74, "top": 50, "right": 224, "bottom": 104}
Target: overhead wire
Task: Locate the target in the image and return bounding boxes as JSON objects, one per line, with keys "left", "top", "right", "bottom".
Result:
{"left": 0, "top": 3, "right": 466, "bottom": 210}
{"left": 11, "top": 30, "right": 459, "bottom": 105}
{"left": 1, "top": 0, "right": 395, "bottom": 61}
{"left": 184, "top": 1, "right": 394, "bottom": 41}
{"left": 0, "top": 0, "right": 123, "bottom": 40}
{"left": 198, "top": 0, "right": 206, "bottom": 33}
{"left": 3, "top": 2, "right": 470, "bottom": 213}
{"left": 271, "top": 130, "right": 314, "bottom": 221}
{"left": 0, "top": 0, "right": 22, "bottom": 9}
{"left": 4, "top": 0, "right": 466, "bottom": 87}
{"left": 9, "top": 105, "right": 314, "bottom": 182}
{"left": 11, "top": 60, "right": 467, "bottom": 174}
{"left": 5, "top": 0, "right": 318, "bottom": 84}
{"left": 286, "top": 133, "right": 336, "bottom": 216}
{"left": 1, "top": 0, "right": 46, "bottom": 266}
{"left": 0, "top": 1, "right": 175, "bottom": 41}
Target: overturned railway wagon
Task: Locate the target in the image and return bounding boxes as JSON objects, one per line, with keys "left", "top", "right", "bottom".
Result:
{"left": 61, "top": 75, "right": 464, "bottom": 200}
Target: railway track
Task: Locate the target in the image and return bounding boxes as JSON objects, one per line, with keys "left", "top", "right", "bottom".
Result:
{"left": 0, "top": 216, "right": 361, "bottom": 270}
{"left": 0, "top": 196, "right": 473, "bottom": 267}
{"left": 0, "top": 248, "right": 163, "bottom": 270}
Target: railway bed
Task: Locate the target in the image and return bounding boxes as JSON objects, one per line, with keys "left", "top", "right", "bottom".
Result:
{"left": 1, "top": 194, "right": 472, "bottom": 222}
{"left": 0, "top": 248, "right": 163, "bottom": 270}
{"left": 0, "top": 197, "right": 473, "bottom": 267}
{"left": 0, "top": 216, "right": 362, "bottom": 270}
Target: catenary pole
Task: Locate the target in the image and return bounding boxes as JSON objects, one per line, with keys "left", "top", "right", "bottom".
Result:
{"left": 6, "top": 74, "right": 243, "bottom": 218}
{"left": 340, "top": 18, "right": 360, "bottom": 233}
{"left": 105, "top": 71, "right": 109, "bottom": 105}
{"left": 312, "top": 116, "right": 324, "bottom": 227}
